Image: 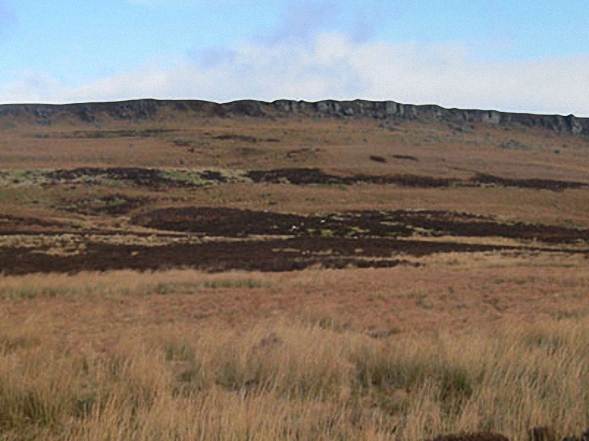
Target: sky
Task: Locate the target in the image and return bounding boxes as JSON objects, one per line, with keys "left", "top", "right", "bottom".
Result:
{"left": 1, "top": 0, "right": 588, "bottom": 116}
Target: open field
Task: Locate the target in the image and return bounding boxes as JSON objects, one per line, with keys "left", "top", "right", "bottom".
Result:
{"left": 1, "top": 100, "right": 589, "bottom": 439}
{"left": 1, "top": 263, "right": 589, "bottom": 440}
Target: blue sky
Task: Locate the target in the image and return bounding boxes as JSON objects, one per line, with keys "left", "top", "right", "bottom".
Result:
{"left": 1, "top": 0, "right": 588, "bottom": 115}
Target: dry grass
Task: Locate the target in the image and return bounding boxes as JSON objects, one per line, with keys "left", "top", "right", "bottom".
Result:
{"left": 2, "top": 117, "right": 589, "bottom": 182}
{"left": 0, "top": 270, "right": 267, "bottom": 300}
{"left": 0, "top": 310, "right": 588, "bottom": 440}
{"left": 3, "top": 114, "right": 589, "bottom": 232}
{"left": 0, "top": 258, "right": 589, "bottom": 440}
{"left": 2, "top": 111, "right": 589, "bottom": 440}
{"left": 1, "top": 253, "right": 589, "bottom": 333}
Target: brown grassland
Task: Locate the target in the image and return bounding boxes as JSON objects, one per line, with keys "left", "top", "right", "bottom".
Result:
{"left": 0, "top": 103, "right": 589, "bottom": 440}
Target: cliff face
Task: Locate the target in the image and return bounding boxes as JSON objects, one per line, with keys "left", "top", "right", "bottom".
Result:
{"left": 0, "top": 98, "right": 587, "bottom": 135}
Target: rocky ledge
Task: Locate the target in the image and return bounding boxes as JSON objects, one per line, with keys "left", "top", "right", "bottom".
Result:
{"left": 0, "top": 98, "right": 587, "bottom": 135}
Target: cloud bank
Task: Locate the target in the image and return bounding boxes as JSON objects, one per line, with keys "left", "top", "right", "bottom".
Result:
{"left": 1, "top": 32, "right": 588, "bottom": 116}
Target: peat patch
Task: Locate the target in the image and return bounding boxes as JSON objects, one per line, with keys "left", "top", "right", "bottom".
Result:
{"left": 131, "top": 207, "right": 413, "bottom": 238}
{"left": 132, "top": 207, "right": 589, "bottom": 245}
{"left": 385, "top": 210, "right": 589, "bottom": 244}
{"left": 212, "top": 134, "right": 280, "bottom": 143}
{"left": 0, "top": 237, "right": 520, "bottom": 275}
{"left": 246, "top": 168, "right": 589, "bottom": 191}
{"left": 473, "top": 173, "right": 588, "bottom": 191}
{"left": 47, "top": 168, "right": 176, "bottom": 188}
{"left": 285, "top": 147, "right": 321, "bottom": 160}
{"left": 44, "top": 129, "right": 178, "bottom": 139}
{"left": 391, "top": 154, "right": 419, "bottom": 161}
{"left": 45, "top": 168, "right": 227, "bottom": 189}
{"left": 246, "top": 168, "right": 456, "bottom": 188}
{"left": 3, "top": 209, "right": 587, "bottom": 275}
{"left": 38, "top": 168, "right": 589, "bottom": 191}
{"left": 0, "top": 214, "right": 74, "bottom": 235}
{"left": 199, "top": 170, "right": 228, "bottom": 183}
{"left": 58, "top": 194, "right": 149, "bottom": 216}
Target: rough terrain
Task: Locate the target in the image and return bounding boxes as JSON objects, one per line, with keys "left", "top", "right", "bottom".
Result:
{"left": 1, "top": 99, "right": 589, "bottom": 441}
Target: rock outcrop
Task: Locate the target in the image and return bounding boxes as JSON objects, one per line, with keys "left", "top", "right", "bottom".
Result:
{"left": 0, "top": 98, "right": 587, "bottom": 135}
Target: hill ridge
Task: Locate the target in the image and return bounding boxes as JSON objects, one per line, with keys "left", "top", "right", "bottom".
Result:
{"left": 0, "top": 98, "right": 587, "bottom": 135}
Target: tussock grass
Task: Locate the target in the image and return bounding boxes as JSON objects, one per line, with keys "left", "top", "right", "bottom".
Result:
{"left": 0, "top": 314, "right": 588, "bottom": 440}
{"left": 0, "top": 270, "right": 267, "bottom": 300}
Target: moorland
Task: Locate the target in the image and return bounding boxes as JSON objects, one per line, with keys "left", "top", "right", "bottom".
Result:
{"left": 0, "top": 99, "right": 588, "bottom": 440}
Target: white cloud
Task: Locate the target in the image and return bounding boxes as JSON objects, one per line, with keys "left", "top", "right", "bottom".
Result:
{"left": 1, "top": 33, "right": 589, "bottom": 117}
{"left": 261, "top": 0, "right": 340, "bottom": 43}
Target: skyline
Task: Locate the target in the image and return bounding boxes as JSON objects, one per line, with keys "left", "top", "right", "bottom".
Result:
{"left": 1, "top": 0, "right": 588, "bottom": 116}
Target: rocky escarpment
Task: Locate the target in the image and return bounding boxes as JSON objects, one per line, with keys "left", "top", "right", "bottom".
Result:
{"left": 0, "top": 98, "right": 587, "bottom": 135}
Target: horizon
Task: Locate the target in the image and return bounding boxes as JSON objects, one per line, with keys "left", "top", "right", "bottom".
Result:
{"left": 0, "top": 97, "right": 587, "bottom": 119}
{"left": 2, "top": 0, "right": 588, "bottom": 116}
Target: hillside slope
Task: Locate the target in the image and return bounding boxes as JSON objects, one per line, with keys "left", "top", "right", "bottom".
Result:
{"left": 1, "top": 98, "right": 588, "bottom": 135}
